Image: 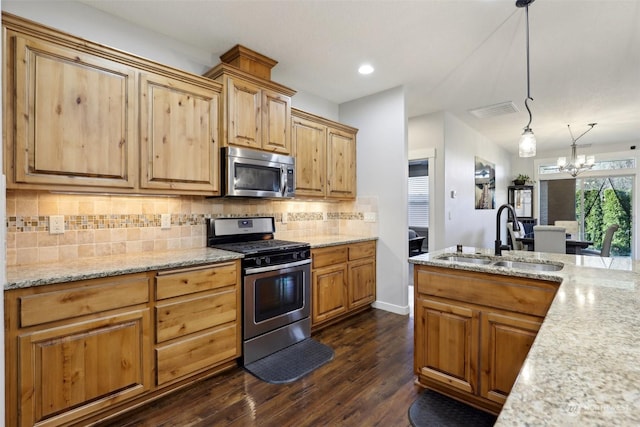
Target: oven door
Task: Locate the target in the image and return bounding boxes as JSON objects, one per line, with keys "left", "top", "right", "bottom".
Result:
{"left": 243, "top": 259, "right": 311, "bottom": 340}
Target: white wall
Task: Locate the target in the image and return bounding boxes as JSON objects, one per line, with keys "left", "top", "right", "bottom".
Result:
{"left": 409, "top": 112, "right": 512, "bottom": 251}
{"left": 290, "top": 90, "right": 339, "bottom": 121}
{"left": 340, "top": 86, "right": 409, "bottom": 314}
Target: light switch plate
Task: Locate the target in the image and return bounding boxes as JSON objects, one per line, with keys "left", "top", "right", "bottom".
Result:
{"left": 161, "top": 213, "right": 171, "bottom": 230}
{"left": 49, "top": 215, "right": 65, "bottom": 235}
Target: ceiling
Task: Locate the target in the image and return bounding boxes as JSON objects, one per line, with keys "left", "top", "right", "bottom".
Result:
{"left": 76, "top": 0, "right": 640, "bottom": 155}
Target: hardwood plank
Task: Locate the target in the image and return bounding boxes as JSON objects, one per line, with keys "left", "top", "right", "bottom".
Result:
{"left": 97, "top": 309, "right": 418, "bottom": 427}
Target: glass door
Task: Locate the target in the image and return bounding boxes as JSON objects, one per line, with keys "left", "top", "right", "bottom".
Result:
{"left": 576, "top": 176, "right": 632, "bottom": 256}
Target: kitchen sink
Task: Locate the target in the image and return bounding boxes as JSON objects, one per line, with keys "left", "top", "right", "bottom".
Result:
{"left": 492, "top": 260, "right": 563, "bottom": 272}
{"left": 437, "top": 255, "right": 492, "bottom": 265}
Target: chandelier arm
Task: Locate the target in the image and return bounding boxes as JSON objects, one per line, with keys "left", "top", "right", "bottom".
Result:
{"left": 573, "top": 123, "right": 597, "bottom": 143}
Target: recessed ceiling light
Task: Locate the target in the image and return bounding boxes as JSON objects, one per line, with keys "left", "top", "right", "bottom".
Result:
{"left": 358, "top": 64, "right": 374, "bottom": 75}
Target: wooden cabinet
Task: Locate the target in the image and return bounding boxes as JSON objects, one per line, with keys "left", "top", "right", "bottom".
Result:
{"left": 479, "top": 310, "right": 542, "bottom": 405}
{"left": 4, "top": 260, "right": 241, "bottom": 426}
{"left": 347, "top": 241, "right": 376, "bottom": 310}
{"left": 204, "top": 64, "right": 294, "bottom": 154}
{"left": 292, "top": 109, "right": 357, "bottom": 199}
{"left": 5, "top": 274, "right": 152, "bottom": 427}
{"left": 311, "top": 241, "right": 376, "bottom": 329}
{"left": 414, "top": 298, "right": 479, "bottom": 395}
{"left": 3, "top": 13, "right": 223, "bottom": 195}
{"left": 413, "top": 265, "right": 559, "bottom": 414}
{"left": 312, "top": 246, "right": 348, "bottom": 324}
{"left": 5, "top": 32, "right": 137, "bottom": 189}
{"left": 154, "top": 262, "right": 241, "bottom": 386}
{"left": 139, "top": 73, "right": 220, "bottom": 193}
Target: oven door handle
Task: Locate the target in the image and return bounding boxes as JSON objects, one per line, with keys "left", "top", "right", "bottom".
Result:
{"left": 244, "top": 259, "right": 311, "bottom": 275}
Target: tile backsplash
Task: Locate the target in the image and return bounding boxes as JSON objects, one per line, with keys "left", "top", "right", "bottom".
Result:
{"left": 7, "top": 191, "right": 378, "bottom": 266}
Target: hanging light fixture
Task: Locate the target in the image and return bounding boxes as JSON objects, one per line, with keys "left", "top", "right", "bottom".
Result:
{"left": 557, "top": 123, "right": 597, "bottom": 177}
{"left": 517, "top": 0, "right": 536, "bottom": 158}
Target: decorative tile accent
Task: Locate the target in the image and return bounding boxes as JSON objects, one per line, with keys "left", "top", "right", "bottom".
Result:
{"left": 6, "top": 191, "right": 378, "bottom": 266}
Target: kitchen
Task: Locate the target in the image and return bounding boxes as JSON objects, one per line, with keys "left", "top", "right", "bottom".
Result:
{"left": 2, "top": 1, "right": 640, "bottom": 426}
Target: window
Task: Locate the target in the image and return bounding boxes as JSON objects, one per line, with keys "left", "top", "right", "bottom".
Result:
{"left": 408, "top": 160, "right": 429, "bottom": 228}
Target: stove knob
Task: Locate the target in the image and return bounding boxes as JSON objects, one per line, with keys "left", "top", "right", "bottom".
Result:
{"left": 255, "top": 258, "right": 262, "bottom": 266}
{"left": 264, "top": 256, "right": 271, "bottom": 265}
{"left": 292, "top": 252, "right": 298, "bottom": 260}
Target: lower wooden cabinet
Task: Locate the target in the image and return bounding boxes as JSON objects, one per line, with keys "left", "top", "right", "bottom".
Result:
{"left": 311, "top": 241, "right": 376, "bottom": 329}
{"left": 154, "top": 262, "right": 241, "bottom": 386}
{"left": 413, "top": 265, "right": 559, "bottom": 414}
{"left": 4, "top": 260, "right": 241, "bottom": 426}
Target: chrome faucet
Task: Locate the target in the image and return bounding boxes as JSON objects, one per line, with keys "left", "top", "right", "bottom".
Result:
{"left": 495, "top": 204, "right": 520, "bottom": 256}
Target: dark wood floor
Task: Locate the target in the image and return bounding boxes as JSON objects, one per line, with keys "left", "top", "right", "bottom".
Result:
{"left": 98, "top": 309, "right": 419, "bottom": 427}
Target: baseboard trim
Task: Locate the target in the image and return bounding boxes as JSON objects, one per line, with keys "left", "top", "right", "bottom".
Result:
{"left": 372, "top": 300, "right": 410, "bottom": 315}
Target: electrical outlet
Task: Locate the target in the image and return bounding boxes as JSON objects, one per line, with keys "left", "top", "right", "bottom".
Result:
{"left": 364, "top": 212, "right": 377, "bottom": 223}
{"left": 323, "top": 212, "right": 328, "bottom": 222}
{"left": 49, "top": 215, "right": 65, "bottom": 235}
{"left": 282, "top": 212, "right": 288, "bottom": 224}
{"left": 161, "top": 213, "right": 171, "bottom": 230}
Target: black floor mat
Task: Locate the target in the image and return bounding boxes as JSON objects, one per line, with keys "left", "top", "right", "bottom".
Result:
{"left": 244, "top": 338, "right": 334, "bottom": 384}
{"left": 408, "top": 389, "right": 497, "bottom": 427}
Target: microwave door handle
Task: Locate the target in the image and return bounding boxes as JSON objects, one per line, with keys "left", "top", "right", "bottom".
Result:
{"left": 281, "top": 165, "right": 287, "bottom": 197}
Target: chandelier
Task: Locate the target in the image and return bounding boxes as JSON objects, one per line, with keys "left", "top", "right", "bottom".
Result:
{"left": 557, "top": 123, "right": 597, "bottom": 177}
{"left": 517, "top": 0, "right": 536, "bottom": 158}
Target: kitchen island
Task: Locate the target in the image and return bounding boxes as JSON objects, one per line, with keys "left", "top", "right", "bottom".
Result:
{"left": 409, "top": 247, "right": 640, "bottom": 426}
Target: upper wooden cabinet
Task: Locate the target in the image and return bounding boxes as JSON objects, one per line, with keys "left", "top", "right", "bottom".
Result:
{"left": 204, "top": 63, "right": 295, "bottom": 154}
{"left": 7, "top": 33, "right": 137, "bottom": 189}
{"left": 2, "top": 13, "right": 222, "bottom": 195}
{"left": 292, "top": 109, "right": 357, "bottom": 199}
{"left": 139, "top": 73, "right": 220, "bottom": 193}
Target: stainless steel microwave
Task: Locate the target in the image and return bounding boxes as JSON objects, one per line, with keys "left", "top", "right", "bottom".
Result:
{"left": 221, "top": 146, "right": 295, "bottom": 198}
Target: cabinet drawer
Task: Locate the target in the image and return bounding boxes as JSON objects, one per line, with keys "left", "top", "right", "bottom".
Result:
{"left": 156, "top": 323, "right": 238, "bottom": 385}
{"left": 415, "top": 266, "right": 558, "bottom": 317}
{"left": 19, "top": 274, "right": 149, "bottom": 327}
{"left": 312, "top": 246, "right": 348, "bottom": 269}
{"left": 156, "top": 288, "right": 237, "bottom": 343}
{"left": 348, "top": 241, "right": 376, "bottom": 260}
{"left": 156, "top": 262, "right": 238, "bottom": 300}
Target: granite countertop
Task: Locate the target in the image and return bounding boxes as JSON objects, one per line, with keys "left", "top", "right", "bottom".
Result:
{"left": 409, "top": 247, "right": 640, "bottom": 426}
{"left": 5, "top": 248, "right": 243, "bottom": 290}
{"left": 299, "top": 234, "right": 378, "bottom": 248}
{"left": 5, "top": 234, "right": 378, "bottom": 290}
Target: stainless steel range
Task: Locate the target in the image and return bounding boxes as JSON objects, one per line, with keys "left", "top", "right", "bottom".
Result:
{"left": 206, "top": 217, "right": 311, "bottom": 365}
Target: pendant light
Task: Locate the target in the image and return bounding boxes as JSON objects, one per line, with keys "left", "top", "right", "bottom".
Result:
{"left": 557, "top": 123, "right": 597, "bottom": 177}
{"left": 517, "top": 0, "right": 536, "bottom": 158}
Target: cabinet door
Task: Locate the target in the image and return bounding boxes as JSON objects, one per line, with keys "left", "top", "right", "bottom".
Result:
{"left": 312, "top": 264, "right": 348, "bottom": 324}
{"left": 480, "top": 311, "right": 542, "bottom": 405}
{"left": 18, "top": 309, "right": 151, "bottom": 427}
{"left": 326, "top": 127, "right": 356, "bottom": 199}
{"left": 9, "top": 35, "right": 136, "bottom": 189}
{"left": 291, "top": 115, "right": 326, "bottom": 197}
{"left": 347, "top": 257, "right": 376, "bottom": 310}
{"left": 226, "top": 77, "right": 261, "bottom": 149}
{"left": 415, "top": 298, "right": 479, "bottom": 394}
{"left": 262, "top": 89, "right": 291, "bottom": 153}
{"left": 140, "top": 73, "right": 220, "bottom": 193}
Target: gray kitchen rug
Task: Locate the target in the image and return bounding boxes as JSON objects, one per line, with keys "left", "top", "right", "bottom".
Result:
{"left": 244, "top": 338, "right": 334, "bottom": 384}
{"left": 408, "top": 390, "right": 497, "bottom": 427}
